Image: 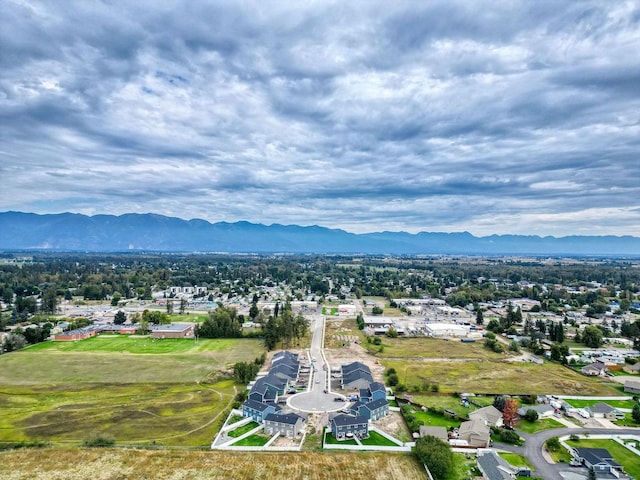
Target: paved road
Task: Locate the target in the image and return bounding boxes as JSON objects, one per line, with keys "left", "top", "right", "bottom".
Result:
{"left": 287, "top": 314, "right": 345, "bottom": 413}
{"left": 497, "top": 427, "right": 640, "bottom": 480}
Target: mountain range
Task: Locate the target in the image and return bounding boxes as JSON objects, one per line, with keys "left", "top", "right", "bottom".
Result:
{"left": 1, "top": 211, "right": 639, "bottom": 256}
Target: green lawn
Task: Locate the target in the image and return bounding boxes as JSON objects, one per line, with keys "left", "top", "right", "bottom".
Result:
{"left": 231, "top": 433, "right": 270, "bottom": 446}
{"left": 499, "top": 452, "right": 533, "bottom": 469}
{"left": 324, "top": 432, "right": 357, "bottom": 445}
{"left": 359, "top": 430, "right": 400, "bottom": 447}
{"left": 408, "top": 407, "right": 461, "bottom": 429}
{"left": 227, "top": 421, "right": 259, "bottom": 438}
{"left": 445, "top": 453, "right": 479, "bottom": 480}
{"left": 410, "top": 394, "right": 480, "bottom": 416}
{"left": 169, "top": 314, "right": 209, "bottom": 323}
{"left": 27, "top": 335, "right": 249, "bottom": 355}
{"left": 565, "top": 398, "right": 636, "bottom": 409}
{"left": 516, "top": 418, "right": 565, "bottom": 434}
{"left": 567, "top": 439, "right": 640, "bottom": 479}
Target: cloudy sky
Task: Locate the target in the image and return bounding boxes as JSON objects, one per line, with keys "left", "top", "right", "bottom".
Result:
{"left": 1, "top": 1, "right": 639, "bottom": 237}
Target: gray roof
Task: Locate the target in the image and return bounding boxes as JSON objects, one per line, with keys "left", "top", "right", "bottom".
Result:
{"left": 588, "top": 402, "right": 616, "bottom": 414}
{"left": 342, "top": 361, "right": 371, "bottom": 375}
{"left": 242, "top": 399, "right": 280, "bottom": 413}
{"left": 342, "top": 369, "right": 374, "bottom": 385}
{"left": 364, "top": 397, "right": 388, "bottom": 410}
{"left": 330, "top": 413, "right": 368, "bottom": 427}
{"left": 477, "top": 450, "right": 515, "bottom": 480}
{"left": 575, "top": 448, "right": 621, "bottom": 468}
{"left": 264, "top": 412, "right": 304, "bottom": 425}
{"left": 419, "top": 426, "right": 448, "bottom": 442}
{"left": 149, "top": 322, "right": 194, "bottom": 332}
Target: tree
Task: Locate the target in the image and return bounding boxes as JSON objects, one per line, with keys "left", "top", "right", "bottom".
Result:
{"left": 546, "top": 436, "right": 561, "bottom": 452}
{"left": 632, "top": 403, "right": 640, "bottom": 424}
{"left": 111, "top": 292, "right": 122, "bottom": 306}
{"left": 476, "top": 308, "right": 484, "bottom": 326}
{"left": 42, "top": 286, "right": 58, "bottom": 314}
{"left": 414, "top": 435, "right": 453, "bottom": 479}
{"left": 493, "top": 395, "right": 506, "bottom": 412}
{"left": 582, "top": 325, "right": 604, "bottom": 348}
{"left": 179, "top": 297, "right": 187, "bottom": 314}
{"left": 114, "top": 310, "right": 127, "bottom": 325}
{"left": 587, "top": 467, "right": 597, "bottom": 480}
{"left": 503, "top": 398, "right": 518, "bottom": 427}
{"left": 249, "top": 302, "right": 259, "bottom": 320}
{"left": 371, "top": 306, "right": 383, "bottom": 315}
{"left": 524, "top": 409, "right": 539, "bottom": 422}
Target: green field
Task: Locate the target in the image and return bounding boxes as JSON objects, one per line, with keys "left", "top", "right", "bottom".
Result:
{"left": 0, "top": 336, "right": 265, "bottom": 447}
{"left": 383, "top": 358, "right": 620, "bottom": 395}
{"left": 566, "top": 439, "right": 640, "bottom": 479}
{"left": 565, "top": 398, "right": 637, "bottom": 409}
{"left": 515, "top": 418, "right": 565, "bottom": 434}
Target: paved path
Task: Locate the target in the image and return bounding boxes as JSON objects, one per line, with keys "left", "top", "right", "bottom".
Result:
{"left": 287, "top": 314, "right": 345, "bottom": 413}
{"left": 510, "top": 427, "right": 640, "bottom": 480}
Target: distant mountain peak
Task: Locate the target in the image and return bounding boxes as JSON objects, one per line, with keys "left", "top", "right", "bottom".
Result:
{"left": 0, "top": 211, "right": 638, "bottom": 256}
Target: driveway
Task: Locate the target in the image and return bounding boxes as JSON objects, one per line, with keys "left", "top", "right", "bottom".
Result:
{"left": 287, "top": 314, "right": 345, "bottom": 413}
{"left": 517, "top": 427, "right": 640, "bottom": 480}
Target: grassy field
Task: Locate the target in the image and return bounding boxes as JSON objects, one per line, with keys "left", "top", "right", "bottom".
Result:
{"left": 0, "top": 447, "right": 429, "bottom": 480}
{"left": 515, "top": 418, "right": 565, "bottom": 434}
{"left": 566, "top": 439, "right": 640, "bottom": 479}
{"left": 382, "top": 358, "right": 621, "bottom": 395}
{"left": 565, "top": 398, "right": 637, "bottom": 409}
{"left": 0, "top": 337, "right": 265, "bottom": 447}
{"left": 1, "top": 337, "right": 264, "bottom": 384}
{"left": 405, "top": 405, "right": 461, "bottom": 429}
{"left": 364, "top": 336, "right": 506, "bottom": 360}
{"left": 227, "top": 422, "right": 259, "bottom": 438}
{"left": 499, "top": 452, "right": 533, "bottom": 469}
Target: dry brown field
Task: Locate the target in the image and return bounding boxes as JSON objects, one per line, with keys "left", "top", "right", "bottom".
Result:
{"left": 1, "top": 447, "right": 427, "bottom": 480}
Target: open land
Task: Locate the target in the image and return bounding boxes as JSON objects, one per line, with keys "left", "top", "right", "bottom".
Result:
{"left": 0, "top": 448, "right": 428, "bottom": 480}
{"left": 0, "top": 337, "right": 264, "bottom": 447}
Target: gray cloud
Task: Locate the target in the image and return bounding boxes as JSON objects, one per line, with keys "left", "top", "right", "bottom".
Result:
{"left": 1, "top": 0, "right": 639, "bottom": 237}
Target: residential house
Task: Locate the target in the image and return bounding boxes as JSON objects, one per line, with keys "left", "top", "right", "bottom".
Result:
{"left": 623, "top": 362, "right": 640, "bottom": 375}
{"left": 587, "top": 402, "right": 625, "bottom": 420}
{"left": 359, "top": 382, "right": 387, "bottom": 403}
{"left": 573, "top": 448, "right": 629, "bottom": 478}
{"left": 329, "top": 414, "right": 369, "bottom": 440}
{"left": 341, "top": 362, "right": 374, "bottom": 390}
{"left": 517, "top": 404, "right": 555, "bottom": 419}
{"left": 252, "top": 374, "right": 287, "bottom": 396}
{"left": 349, "top": 398, "right": 389, "bottom": 421}
{"left": 419, "top": 426, "right": 448, "bottom": 443}
{"left": 241, "top": 399, "right": 280, "bottom": 423}
{"left": 581, "top": 361, "right": 608, "bottom": 377}
{"left": 458, "top": 419, "right": 491, "bottom": 448}
{"left": 476, "top": 449, "right": 516, "bottom": 480}
{"left": 263, "top": 413, "right": 305, "bottom": 438}
{"left": 469, "top": 405, "right": 504, "bottom": 427}
{"left": 624, "top": 379, "right": 640, "bottom": 394}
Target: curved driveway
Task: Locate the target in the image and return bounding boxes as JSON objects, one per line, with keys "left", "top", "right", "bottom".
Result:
{"left": 498, "top": 427, "right": 640, "bottom": 480}
{"left": 287, "top": 314, "right": 345, "bottom": 413}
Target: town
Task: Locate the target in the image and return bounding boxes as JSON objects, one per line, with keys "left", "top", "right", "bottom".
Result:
{"left": 1, "top": 253, "right": 640, "bottom": 480}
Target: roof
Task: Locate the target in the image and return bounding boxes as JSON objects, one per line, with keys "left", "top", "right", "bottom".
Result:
{"left": 574, "top": 448, "right": 621, "bottom": 468}
{"left": 364, "top": 397, "right": 388, "bottom": 410}
{"left": 242, "top": 399, "right": 280, "bottom": 412}
{"left": 459, "top": 418, "right": 490, "bottom": 437}
{"left": 342, "top": 361, "right": 371, "bottom": 374}
{"left": 369, "top": 381, "right": 386, "bottom": 393}
{"left": 330, "top": 413, "right": 368, "bottom": 427}
{"left": 342, "top": 370, "right": 374, "bottom": 385}
{"left": 419, "top": 426, "right": 448, "bottom": 442}
{"left": 264, "top": 412, "right": 304, "bottom": 425}
{"left": 517, "top": 404, "right": 554, "bottom": 416}
{"left": 470, "top": 405, "right": 503, "bottom": 424}
{"left": 588, "top": 402, "right": 616, "bottom": 414}
{"left": 149, "top": 322, "right": 194, "bottom": 332}
{"left": 476, "top": 449, "right": 515, "bottom": 480}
